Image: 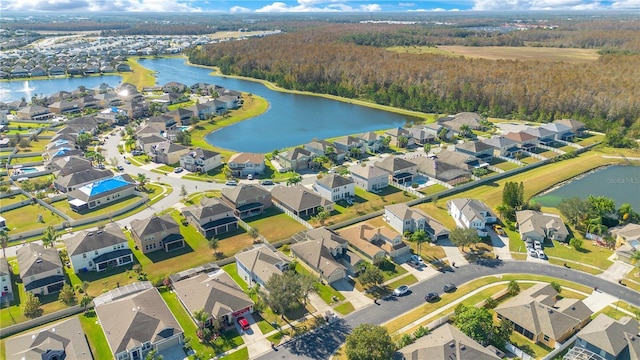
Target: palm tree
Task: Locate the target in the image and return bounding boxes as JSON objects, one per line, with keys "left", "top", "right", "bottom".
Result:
{"left": 193, "top": 308, "right": 210, "bottom": 329}
{"left": 125, "top": 138, "right": 136, "bottom": 152}
{"left": 248, "top": 227, "right": 260, "bottom": 243}
{"left": 507, "top": 280, "right": 520, "bottom": 296}
{"left": 0, "top": 229, "right": 9, "bottom": 258}
{"left": 631, "top": 250, "right": 640, "bottom": 267}
{"left": 136, "top": 173, "right": 148, "bottom": 189}
{"left": 94, "top": 152, "right": 105, "bottom": 166}
{"left": 41, "top": 226, "right": 60, "bottom": 248}
{"left": 459, "top": 124, "right": 472, "bottom": 138}
{"left": 586, "top": 217, "right": 607, "bottom": 236}
{"left": 410, "top": 229, "right": 428, "bottom": 258}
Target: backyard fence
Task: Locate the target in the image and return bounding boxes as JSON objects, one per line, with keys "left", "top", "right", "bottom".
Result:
{"left": 272, "top": 202, "right": 313, "bottom": 229}
{"left": 0, "top": 304, "right": 84, "bottom": 338}
{"left": 505, "top": 342, "right": 536, "bottom": 360}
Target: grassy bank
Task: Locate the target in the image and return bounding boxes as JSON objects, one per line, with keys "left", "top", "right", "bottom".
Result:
{"left": 121, "top": 58, "right": 156, "bottom": 89}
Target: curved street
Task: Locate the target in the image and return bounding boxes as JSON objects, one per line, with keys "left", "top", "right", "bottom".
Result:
{"left": 255, "top": 260, "right": 640, "bottom": 360}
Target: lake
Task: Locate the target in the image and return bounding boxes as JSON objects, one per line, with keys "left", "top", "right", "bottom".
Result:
{"left": 1, "top": 57, "right": 420, "bottom": 152}
{"left": 534, "top": 165, "right": 640, "bottom": 209}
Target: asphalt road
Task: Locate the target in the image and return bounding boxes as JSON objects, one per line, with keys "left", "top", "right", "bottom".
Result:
{"left": 255, "top": 260, "right": 640, "bottom": 360}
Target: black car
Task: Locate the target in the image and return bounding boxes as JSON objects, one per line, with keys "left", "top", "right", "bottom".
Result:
{"left": 260, "top": 180, "right": 274, "bottom": 186}
{"left": 425, "top": 292, "right": 440, "bottom": 303}
{"left": 443, "top": 283, "right": 457, "bottom": 293}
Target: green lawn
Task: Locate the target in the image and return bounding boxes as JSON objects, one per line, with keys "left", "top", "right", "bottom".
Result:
{"left": 294, "top": 263, "right": 345, "bottom": 305}
{"left": 510, "top": 331, "right": 552, "bottom": 358}
{"left": 219, "top": 347, "right": 249, "bottom": 360}
{"left": 51, "top": 194, "right": 142, "bottom": 220}
{"left": 9, "top": 155, "right": 43, "bottom": 164}
{"left": 79, "top": 310, "right": 113, "bottom": 360}
{"left": 575, "top": 134, "right": 604, "bottom": 147}
{"left": 419, "top": 183, "right": 448, "bottom": 196}
{"left": 222, "top": 263, "right": 249, "bottom": 292}
{"left": 324, "top": 187, "right": 414, "bottom": 226}
{"left": 2, "top": 203, "right": 66, "bottom": 237}
{"left": 160, "top": 289, "right": 244, "bottom": 358}
{"left": 0, "top": 193, "right": 29, "bottom": 206}
{"left": 385, "top": 274, "right": 419, "bottom": 291}
{"left": 334, "top": 302, "right": 355, "bottom": 315}
{"left": 544, "top": 239, "right": 613, "bottom": 271}
{"left": 519, "top": 155, "right": 541, "bottom": 165}
{"left": 245, "top": 207, "right": 307, "bottom": 243}
{"left": 65, "top": 262, "right": 140, "bottom": 298}
{"left": 547, "top": 258, "right": 603, "bottom": 275}
{"left": 253, "top": 312, "right": 278, "bottom": 335}
{"left": 492, "top": 160, "right": 521, "bottom": 171}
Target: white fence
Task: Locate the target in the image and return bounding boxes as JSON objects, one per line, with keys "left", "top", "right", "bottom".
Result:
{"left": 272, "top": 202, "right": 313, "bottom": 229}
{"left": 505, "top": 342, "right": 535, "bottom": 360}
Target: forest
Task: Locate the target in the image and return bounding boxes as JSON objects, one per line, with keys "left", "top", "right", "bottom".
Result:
{"left": 187, "top": 19, "right": 640, "bottom": 138}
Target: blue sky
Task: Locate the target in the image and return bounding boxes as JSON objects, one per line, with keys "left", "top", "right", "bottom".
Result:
{"left": 2, "top": 0, "right": 637, "bottom": 13}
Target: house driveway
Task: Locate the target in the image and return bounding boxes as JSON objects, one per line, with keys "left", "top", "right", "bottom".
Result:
{"left": 332, "top": 279, "right": 372, "bottom": 310}
{"left": 437, "top": 238, "right": 469, "bottom": 266}
{"left": 582, "top": 290, "right": 617, "bottom": 313}
{"left": 598, "top": 260, "right": 634, "bottom": 283}
{"left": 157, "top": 344, "right": 188, "bottom": 360}
{"left": 487, "top": 229, "right": 512, "bottom": 260}
{"left": 235, "top": 313, "right": 273, "bottom": 359}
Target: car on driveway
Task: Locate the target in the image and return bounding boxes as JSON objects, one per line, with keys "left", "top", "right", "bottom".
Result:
{"left": 225, "top": 180, "right": 237, "bottom": 186}
{"left": 425, "top": 292, "right": 440, "bottom": 303}
{"left": 117, "top": 165, "right": 125, "bottom": 171}
{"left": 393, "top": 285, "right": 409, "bottom": 296}
{"left": 492, "top": 224, "right": 505, "bottom": 235}
{"left": 407, "top": 260, "right": 421, "bottom": 269}
{"left": 411, "top": 255, "right": 424, "bottom": 263}
{"left": 536, "top": 249, "right": 546, "bottom": 259}
{"left": 237, "top": 316, "right": 250, "bottom": 331}
{"left": 260, "top": 180, "right": 274, "bottom": 186}
{"left": 174, "top": 167, "right": 184, "bottom": 173}
{"left": 443, "top": 283, "right": 457, "bottom": 293}
{"left": 528, "top": 248, "right": 538, "bottom": 258}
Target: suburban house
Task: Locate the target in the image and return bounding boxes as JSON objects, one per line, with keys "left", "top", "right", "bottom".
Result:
{"left": 66, "top": 174, "right": 138, "bottom": 213}
{"left": 611, "top": 223, "right": 640, "bottom": 264}
{"left": 186, "top": 103, "right": 215, "bottom": 119}
{"left": 524, "top": 126, "right": 558, "bottom": 145}
{"left": 355, "top": 131, "right": 384, "bottom": 153}
{"left": 406, "top": 125, "right": 438, "bottom": 145}
{"left": 291, "top": 227, "right": 362, "bottom": 283}
{"left": 221, "top": 184, "right": 272, "bottom": 218}
{"left": 162, "top": 81, "right": 188, "bottom": 93}
{"left": 348, "top": 164, "right": 389, "bottom": 192}
{"left": 395, "top": 323, "right": 502, "bottom": 360}
{"left": 339, "top": 223, "right": 410, "bottom": 261}
{"left": 276, "top": 147, "right": 313, "bottom": 172}
{"left": 95, "top": 285, "right": 184, "bottom": 360}
{"left": 49, "top": 100, "right": 80, "bottom": 114}
{"left": 304, "top": 140, "right": 346, "bottom": 162}
{"left": 64, "top": 223, "right": 133, "bottom": 273}
{"left": 504, "top": 131, "right": 539, "bottom": 152}
{"left": 5, "top": 317, "right": 93, "bottom": 360}
{"left": 410, "top": 156, "right": 471, "bottom": 186}
{"left": 0, "top": 257, "right": 14, "bottom": 304}
{"left": 541, "top": 122, "right": 575, "bottom": 141}
{"left": 181, "top": 197, "right": 238, "bottom": 238}
{"left": 555, "top": 119, "right": 587, "bottom": 137}
{"left": 171, "top": 270, "right": 254, "bottom": 327}
{"left": 563, "top": 314, "right": 640, "bottom": 360}
{"left": 54, "top": 168, "right": 113, "bottom": 193}
{"left": 271, "top": 184, "right": 334, "bottom": 217}
{"left": 447, "top": 198, "right": 496, "bottom": 236}
{"left": 384, "top": 127, "right": 415, "bottom": 147}
{"left": 166, "top": 108, "right": 193, "bottom": 125}
{"left": 130, "top": 215, "right": 185, "bottom": 254}
{"left": 495, "top": 283, "right": 592, "bottom": 348}
{"left": 516, "top": 210, "right": 570, "bottom": 243}
{"left": 149, "top": 141, "right": 190, "bottom": 165}
{"left": 374, "top": 155, "right": 418, "bottom": 185}
{"left": 147, "top": 114, "right": 177, "bottom": 131}
{"left": 333, "top": 135, "right": 364, "bottom": 155}
{"left": 227, "top": 152, "right": 266, "bottom": 177}
{"left": 137, "top": 134, "right": 167, "bottom": 153}
{"left": 454, "top": 141, "right": 494, "bottom": 163}
{"left": 384, "top": 203, "right": 450, "bottom": 242}
{"left": 438, "top": 112, "right": 483, "bottom": 131}
{"left": 235, "top": 244, "right": 291, "bottom": 287}
{"left": 16, "top": 243, "right": 65, "bottom": 296}
{"left": 313, "top": 174, "right": 355, "bottom": 202}
{"left": 50, "top": 155, "right": 93, "bottom": 176}
{"left": 179, "top": 148, "right": 222, "bottom": 173}
{"left": 16, "top": 105, "right": 53, "bottom": 120}
{"left": 434, "top": 149, "right": 487, "bottom": 171}
{"left": 482, "top": 136, "right": 521, "bottom": 158}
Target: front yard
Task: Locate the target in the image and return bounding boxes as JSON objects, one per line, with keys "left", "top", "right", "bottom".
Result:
{"left": 543, "top": 239, "right": 613, "bottom": 271}
{"left": 79, "top": 310, "right": 113, "bottom": 360}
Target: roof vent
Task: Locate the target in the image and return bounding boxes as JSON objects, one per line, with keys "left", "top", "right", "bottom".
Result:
{"left": 36, "top": 259, "right": 43, "bottom": 263}
{"left": 449, "top": 342, "right": 455, "bottom": 348}
{"left": 460, "top": 345, "right": 466, "bottom": 351}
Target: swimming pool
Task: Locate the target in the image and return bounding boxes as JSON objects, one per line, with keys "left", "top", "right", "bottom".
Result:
{"left": 21, "top": 167, "right": 38, "bottom": 174}
{"left": 179, "top": 126, "right": 190, "bottom": 131}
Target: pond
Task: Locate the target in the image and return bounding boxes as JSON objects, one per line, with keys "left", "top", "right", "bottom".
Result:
{"left": 0, "top": 76, "right": 122, "bottom": 103}
{"left": 534, "top": 165, "right": 640, "bottom": 209}
{"left": 137, "top": 57, "right": 421, "bottom": 153}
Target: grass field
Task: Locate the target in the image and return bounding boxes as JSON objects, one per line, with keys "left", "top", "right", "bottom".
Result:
{"left": 245, "top": 207, "right": 307, "bottom": 243}
{"left": 3, "top": 203, "right": 66, "bottom": 236}
{"left": 325, "top": 187, "right": 414, "bottom": 226}
{"left": 120, "top": 58, "right": 157, "bottom": 89}
{"left": 387, "top": 45, "right": 600, "bottom": 63}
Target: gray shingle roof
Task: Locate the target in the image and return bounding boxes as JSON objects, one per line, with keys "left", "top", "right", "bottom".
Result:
{"left": 221, "top": 184, "right": 270, "bottom": 205}
{"left": 172, "top": 271, "right": 254, "bottom": 320}
{"left": 55, "top": 168, "right": 113, "bottom": 189}
{"left": 130, "top": 214, "right": 179, "bottom": 239}
{"left": 5, "top": 317, "right": 92, "bottom": 360}
{"left": 181, "top": 198, "right": 234, "bottom": 221}
{"left": 271, "top": 185, "right": 332, "bottom": 212}
{"left": 16, "top": 243, "right": 62, "bottom": 279}
{"left": 95, "top": 287, "right": 183, "bottom": 355}
{"left": 0, "top": 257, "right": 10, "bottom": 278}
{"left": 375, "top": 156, "right": 415, "bottom": 173}
{"left": 315, "top": 174, "right": 354, "bottom": 189}
{"left": 234, "top": 245, "right": 290, "bottom": 284}
{"left": 64, "top": 223, "right": 127, "bottom": 256}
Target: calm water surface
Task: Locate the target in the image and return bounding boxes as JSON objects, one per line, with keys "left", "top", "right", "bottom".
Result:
{"left": 535, "top": 165, "right": 640, "bottom": 209}
{"left": 1, "top": 57, "right": 420, "bottom": 152}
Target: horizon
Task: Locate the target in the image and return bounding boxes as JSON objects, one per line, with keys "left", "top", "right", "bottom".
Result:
{"left": 2, "top": 0, "right": 638, "bottom": 14}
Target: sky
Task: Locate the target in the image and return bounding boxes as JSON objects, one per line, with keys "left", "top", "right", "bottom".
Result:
{"left": 2, "top": 0, "right": 638, "bottom": 13}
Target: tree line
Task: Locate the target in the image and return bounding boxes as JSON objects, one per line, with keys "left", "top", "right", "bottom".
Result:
{"left": 187, "top": 23, "right": 640, "bottom": 138}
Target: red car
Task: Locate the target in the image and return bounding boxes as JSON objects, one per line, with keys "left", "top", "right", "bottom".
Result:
{"left": 237, "top": 316, "right": 250, "bottom": 330}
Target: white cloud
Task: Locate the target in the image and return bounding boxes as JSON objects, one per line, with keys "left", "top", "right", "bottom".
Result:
{"left": 470, "top": 0, "right": 638, "bottom": 10}
{"left": 611, "top": 0, "right": 640, "bottom": 8}
{"left": 255, "top": 0, "right": 382, "bottom": 12}
{"left": 398, "top": 2, "right": 416, "bottom": 6}
{"left": 230, "top": 5, "right": 251, "bottom": 13}
{"left": 2, "top": 0, "right": 201, "bottom": 12}
{"left": 408, "top": 7, "right": 461, "bottom": 11}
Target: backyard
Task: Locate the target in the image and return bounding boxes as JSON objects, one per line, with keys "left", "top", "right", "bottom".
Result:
{"left": 325, "top": 186, "right": 414, "bottom": 226}
{"left": 244, "top": 207, "right": 307, "bottom": 243}
{"left": 2, "top": 203, "right": 66, "bottom": 237}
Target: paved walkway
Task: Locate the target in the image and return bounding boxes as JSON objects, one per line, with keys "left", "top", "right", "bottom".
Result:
{"left": 236, "top": 313, "right": 273, "bottom": 359}
{"left": 332, "top": 279, "right": 372, "bottom": 310}
{"left": 582, "top": 290, "right": 618, "bottom": 313}
{"left": 437, "top": 238, "right": 469, "bottom": 266}
{"left": 487, "top": 230, "right": 512, "bottom": 260}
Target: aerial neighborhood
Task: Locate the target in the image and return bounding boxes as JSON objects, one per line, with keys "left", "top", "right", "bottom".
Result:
{"left": 0, "top": 21, "right": 639, "bottom": 360}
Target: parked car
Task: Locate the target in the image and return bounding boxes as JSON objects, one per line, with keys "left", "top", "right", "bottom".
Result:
{"left": 425, "top": 292, "right": 440, "bottom": 303}
{"left": 528, "top": 248, "right": 538, "bottom": 258}
{"left": 237, "top": 316, "right": 250, "bottom": 330}
{"left": 393, "top": 285, "right": 409, "bottom": 297}
{"left": 117, "top": 165, "right": 125, "bottom": 171}
{"left": 411, "top": 255, "right": 424, "bottom": 263}
{"left": 124, "top": 159, "right": 131, "bottom": 164}
{"left": 131, "top": 150, "right": 143, "bottom": 156}
{"left": 225, "top": 180, "right": 237, "bottom": 186}
{"left": 534, "top": 240, "right": 542, "bottom": 250}
{"left": 260, "top": 180, "right": 274, "bottom": 186}
{"left": 443, "top": 283, "right": 457, "bottom": 293}
{"left": 407, "top": 260, "right": 421, "bottom": 269}
{"left": 492, "top": 224, "right": 505, "bottom": 235}
{"left": 536, "top": 249, "right": 546, "bottom": 259}
{"left": 525, "top": 239, "right": 534, "bottom": 249}
{"left": 174, "top": 167, "right": 184, "bottom": 173}
{"left": 247, "top": 174, "right": 253, "bottom": 180}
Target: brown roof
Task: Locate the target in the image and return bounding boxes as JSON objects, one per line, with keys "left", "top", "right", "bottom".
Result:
{"left": 234, "top": 245, "right": 291, "bottom": 284}
{"left": 228, "top": 152, "right": 265, "bottom": 165}
{"left": 504, "top": 131, "right": 537, "bottom": 143}
{"left": 271, "top": 184, "right": 333, "bottom": 212}
{"left": 338, "top": 224, "right": 389, "bottom": 259}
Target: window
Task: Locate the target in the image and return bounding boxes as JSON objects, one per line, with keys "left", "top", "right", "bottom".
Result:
{"left": 543, "top": 335, "right": 550, "bottom": 342}
{"left": 83, "top": 254, "right": 87, "bottom": 258}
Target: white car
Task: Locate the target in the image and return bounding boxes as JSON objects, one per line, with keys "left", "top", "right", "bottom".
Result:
{"left": 393, "top": 285, "right": 409, "bottom": 296}
{"left": 225, "top": 180, "right": 237, "bottom": 186}
{"left": 536, "top": 249, "right": 546, "bottom": 259}
{"left": 411, "top": 255, "right": 424, "bottom": 263}
{"left": 534, "top": 240, "right": 542, "bottom": 250}
{"left": 528, "top": 248, "right": 538, "bottom": 258}
{"left": 247, "top": 174, "right": 253, "bottom": 180}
